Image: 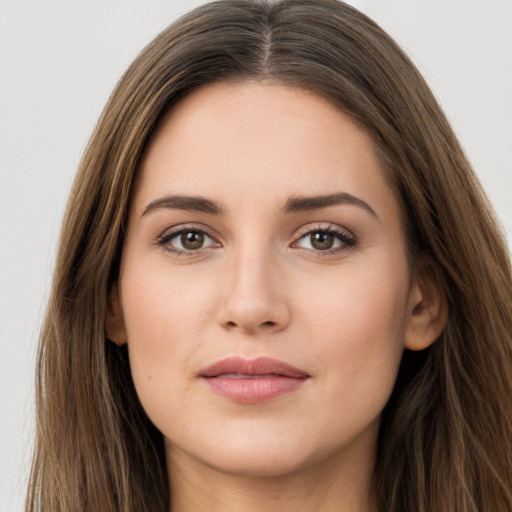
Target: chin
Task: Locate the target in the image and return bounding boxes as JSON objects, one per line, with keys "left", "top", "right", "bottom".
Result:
{"left": 166, "top": 427, "right": 322, "bottom": 478}
{"left": 166, "top": 423, "right": 363, "bottom": 482}
{"left": 203, "top": 448, "right": 314, "bottom": 479}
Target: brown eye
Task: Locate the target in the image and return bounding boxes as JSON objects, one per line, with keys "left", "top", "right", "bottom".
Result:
{"left": 310, "top": 232, "right": 334, "bottom": 250}
{"left": 295, "top": 227, "right": 355, "bottom": 254}
{"left": 181, "top": 231, "right": 205, "bottom": 250}
{"left": 158, "top": 228, "right": 217, "bottom": 254}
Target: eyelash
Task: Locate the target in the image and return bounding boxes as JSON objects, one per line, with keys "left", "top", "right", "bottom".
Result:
{"left": 293, "top": 224, "right": 357, "bottom": 256}
{"left": 156, "top": 226, "right": 220, "bottom": 258}
{"left": 156, "top": 224, "right": 357, "bottom": 258}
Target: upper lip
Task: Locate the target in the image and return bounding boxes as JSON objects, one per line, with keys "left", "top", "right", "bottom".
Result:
{"left": 199, "top": 356, "right": 310, "bottom": 378}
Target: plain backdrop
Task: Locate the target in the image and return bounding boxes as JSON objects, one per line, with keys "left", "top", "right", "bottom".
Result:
{"left": 1, "top": 1, "right": 511, "bottom": 510}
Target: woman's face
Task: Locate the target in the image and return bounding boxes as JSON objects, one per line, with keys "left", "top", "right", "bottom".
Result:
{"left": 113, "top": 81, "right": 425, "bottom": 479}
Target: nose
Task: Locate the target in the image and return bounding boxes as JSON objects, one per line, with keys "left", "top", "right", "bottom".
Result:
{"left": 215, "top": 249, "right": 291, "bottom": 335}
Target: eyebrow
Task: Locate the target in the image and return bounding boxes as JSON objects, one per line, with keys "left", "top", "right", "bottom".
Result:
{"left": 281, "top": 192, "right": 378, "bottom": 218}
{"left": 142, "top": 192, "right": 378, "bottom": 219}
{"left": 142, "top": 195, "right": 225, "bottom": 216}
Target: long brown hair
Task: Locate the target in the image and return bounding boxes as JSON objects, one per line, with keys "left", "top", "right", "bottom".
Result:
{"left": 27, "top": 1, "right": 512, "bottom": 511}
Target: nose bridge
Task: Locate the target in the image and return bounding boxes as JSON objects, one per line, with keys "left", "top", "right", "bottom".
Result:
{"left": 216, "top": 235, "right": 289, "bottom": 333}
{"left": 233, "top": 247, "right": 275, "bottom": 303}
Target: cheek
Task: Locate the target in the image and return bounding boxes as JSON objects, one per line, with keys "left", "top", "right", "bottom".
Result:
{"left": 122, "top": 255, "right": 217, "bottom": 342}
{"left": 119, "top": 260, "right": 216, "bottom": 412}
{"left": 301, "top": 261, "right": 409, "bottom": 393}
{"left": 301, "top": 254, "right": 409, "bottom": 333}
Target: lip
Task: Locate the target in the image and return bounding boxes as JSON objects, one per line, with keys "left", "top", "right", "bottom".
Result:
{"left": 199, "top": 356, "right": 310, "bottom": 404}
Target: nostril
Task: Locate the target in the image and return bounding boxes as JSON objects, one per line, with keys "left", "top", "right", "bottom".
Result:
{"left": 223, "top": 319, "right": 277, "bottom": 331}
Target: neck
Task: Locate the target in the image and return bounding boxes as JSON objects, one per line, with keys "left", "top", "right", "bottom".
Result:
{"left": 166, "top": 433, "right": 377, "bottom": 512}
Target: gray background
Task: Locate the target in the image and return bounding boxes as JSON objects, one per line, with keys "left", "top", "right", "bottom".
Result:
{"left": 1, "top": 1, "right": 511, "bottom": 510}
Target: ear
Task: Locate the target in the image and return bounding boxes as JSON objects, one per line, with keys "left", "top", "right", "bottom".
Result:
{"left": 404, "top": 257, "right": 448, "bottom": 351}
{"left": 106, "top": 284, "right": 127, "bottom": 346}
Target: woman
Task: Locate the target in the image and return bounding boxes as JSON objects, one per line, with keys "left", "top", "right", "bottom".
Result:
{"left": 26, "top": 1, "right": 512, "bottom": 511}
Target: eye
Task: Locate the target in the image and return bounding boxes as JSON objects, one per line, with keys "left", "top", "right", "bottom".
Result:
{"left": 157, "top": 227, "right": 219, "bottom": 255}
{"left": 294, "top": 226, "right": 356, "bottom": 254}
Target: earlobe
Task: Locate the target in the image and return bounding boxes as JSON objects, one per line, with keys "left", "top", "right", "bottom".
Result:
{"left": 106, "top": 284, "right": 127, "bottom": 346}
{"left": 404, "top": 258, "right": 448, "bottom": 351}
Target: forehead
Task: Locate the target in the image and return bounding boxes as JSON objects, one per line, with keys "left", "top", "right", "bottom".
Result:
{"left": 134, "top": 81, "right": 397, "bottom": 221}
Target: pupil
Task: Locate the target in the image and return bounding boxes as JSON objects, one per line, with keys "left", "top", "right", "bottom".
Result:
{"left": 311, "top": 232, "right": 333, "bottom": 250}
{"left": 182, "top": 231, "right": 204, "bottom": 249}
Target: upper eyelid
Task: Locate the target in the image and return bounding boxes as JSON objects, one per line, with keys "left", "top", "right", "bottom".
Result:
{"left": 158, "top": 222, "right": 352, "bottom": 239}
{"left": 159, "top": 224, "right": 217, "bottom": 239}
{"left": 295, "top": 223, "right": 353, "bottom": 237}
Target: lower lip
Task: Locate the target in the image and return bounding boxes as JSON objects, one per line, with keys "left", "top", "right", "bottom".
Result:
{"left": 202, "top": 376, "right": 307, "bottom": 404}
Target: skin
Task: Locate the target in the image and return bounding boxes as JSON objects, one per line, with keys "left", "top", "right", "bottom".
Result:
{"left": 109, "top": 81, "right": 446, "bottom": 512}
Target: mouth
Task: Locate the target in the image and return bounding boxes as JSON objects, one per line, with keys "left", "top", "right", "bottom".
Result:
{"left": 199, "top": 356, "right": 310, "bottom": 404}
